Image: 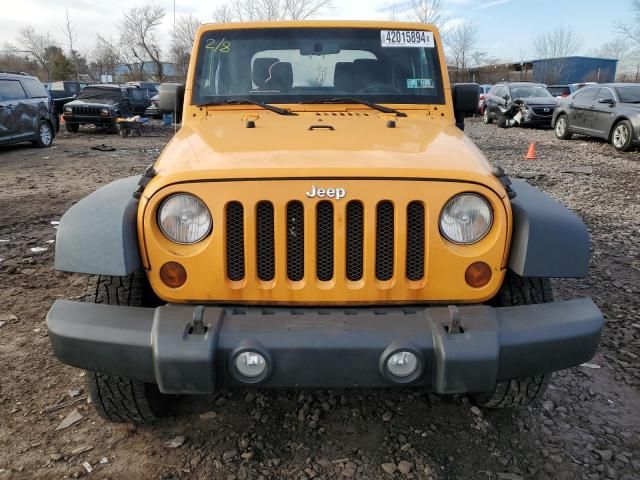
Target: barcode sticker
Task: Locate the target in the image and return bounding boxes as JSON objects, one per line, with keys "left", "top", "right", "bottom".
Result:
{"left": 381, "top": 30, "right": 434, "bottom": 48}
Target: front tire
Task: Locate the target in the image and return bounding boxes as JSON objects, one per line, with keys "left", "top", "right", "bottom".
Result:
{"left": 483, "top": 108, "right": 493, "bottom": 124}
{"left": 554, "top": 114, "right": 572, "bottom": 140}
{"left": 611, "top": 120, "right": 634, "bottom": 152}
{"left": 84, "top": 271, "right": 169, "bottom": 423}
{"left": 472, "top": 272, "right": 554, "bottom": 408}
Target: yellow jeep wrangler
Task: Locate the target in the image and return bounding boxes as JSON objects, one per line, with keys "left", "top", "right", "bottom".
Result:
{"left": 47, "top": 21, "right": 603, "bottom": 423}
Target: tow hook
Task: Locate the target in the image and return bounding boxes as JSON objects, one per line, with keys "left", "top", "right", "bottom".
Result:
{"left": 446, "top": 305, "right": 464, "bottom": 334}
{"left": 190, "top": 305, "right": 206, "bottom": 335}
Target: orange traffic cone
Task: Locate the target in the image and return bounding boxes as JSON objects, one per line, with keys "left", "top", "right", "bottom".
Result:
{"left": 524, "top": 142, "right": 538, "bottom": 160}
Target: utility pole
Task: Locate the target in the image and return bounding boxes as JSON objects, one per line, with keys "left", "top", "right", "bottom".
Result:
{"left": 636, "top": 65, "right": 639, "bottom": 82}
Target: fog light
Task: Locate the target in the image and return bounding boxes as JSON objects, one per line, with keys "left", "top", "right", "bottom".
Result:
{"left": 235, "top": 351, "right": 267, "bottom": 378}
{"left": 160, "top": 261, "right": 187, "bottom": 288}
{"left": 465, "top": 262, "right": 492, "bottom": 288}
{"left": 387, "top": 351, "right": 418, "bottom": 378}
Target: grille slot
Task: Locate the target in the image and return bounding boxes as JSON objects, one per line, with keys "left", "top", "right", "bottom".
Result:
{"left": 256, "top": 201, "right": 275, "bottom": 281}
{"left": 286, "top": 201, "right": 305, "bottom": 281}
{"left": 316, "top": 201, "right": 334, "bottom": 281}
{"left": 225, "top": 202, "right": 245, "bottom": 281}
{"left": 345, "top": 201, "right": 364, "bottom": 281}
{"left": 375, "top": 201, "right": 395, "bottom": 281}
{"left": 406, "top": 202, "right": 425, "bottom": 281}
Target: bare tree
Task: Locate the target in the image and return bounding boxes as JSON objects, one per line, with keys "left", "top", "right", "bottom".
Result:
{"left": 15, "top": 27, "right": 56, "bottom": 80}
{"left": 532, "top": 26, "right": 581, "bottom": 59}
{"left": 218, "top": 0, "right": 331, "bottom": 22}
{"left": 285, "top": 0, "right": 332, "bottom": 20}
{"left": 64, "top": 10, "right": 78, "bottom": 79}
{"left": 446, "top": 21, "right": 485, "bottom": 81}
{"left": 591, "top": 38, "right": 631, "bottom": 60}
{"left": 408, "top": 0, "right": 447, "bottom": 28}
{"left": 172, "top": 14, "right": 201, "bottom": 57}
{"left": 532, "top": 26, "right": 581, "bottom": 84}
{"left": 213, "top": 4, "right": 235, "bottom": 23}
{"left": 615, "top": 0, "right": 640, "bottom": 46}
{"left": 119, "top": 4, "right": 166, "bottom": 81}
{"left": 93, "top": 34, "right": 138, "bottom": 80}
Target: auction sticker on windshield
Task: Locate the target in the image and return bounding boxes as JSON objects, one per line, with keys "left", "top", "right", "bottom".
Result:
{"left": 381, "top": 30, "right": 434, "bottom": 48}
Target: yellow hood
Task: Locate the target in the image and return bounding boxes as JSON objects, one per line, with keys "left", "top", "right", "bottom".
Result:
{"left": 147, "top": 110, "right": 505, "bottom": 198}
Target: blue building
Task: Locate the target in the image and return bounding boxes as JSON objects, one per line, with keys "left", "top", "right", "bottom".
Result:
{"left": 532, "top": 56, "right": 618, "bottom": 84}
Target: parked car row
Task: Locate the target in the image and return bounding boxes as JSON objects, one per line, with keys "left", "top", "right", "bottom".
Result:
{"left": 479, "top": 79, "right": 640, "bottom": 152}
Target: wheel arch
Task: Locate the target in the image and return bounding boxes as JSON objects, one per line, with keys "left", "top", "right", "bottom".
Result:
{"left": 507, "top": 180, "right": 590, "bottom": 278}
{"left": 608, "top": 115, "right": 634, "bottom": 140}
{"left": 55, "top": 176, "right": 143, "bottom": 276}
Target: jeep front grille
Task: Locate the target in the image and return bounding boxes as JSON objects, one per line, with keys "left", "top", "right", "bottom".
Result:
{"left": 224, "top": 198, "right": 425, "bottom": 284}
{"left": 71, "top": 106, "right": 102, "bottom": 116}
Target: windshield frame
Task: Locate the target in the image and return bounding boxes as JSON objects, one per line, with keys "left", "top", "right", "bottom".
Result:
{"left": 191, "top": 26, "right": 446, "bottom": 107}
{"left": 510, "top": 85, "right": 553, "bottom": 99}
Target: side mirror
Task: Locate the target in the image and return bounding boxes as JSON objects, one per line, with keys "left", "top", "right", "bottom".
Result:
{"left": 502, "top": 94, "right": 510, "bottom": 101}
{"left": 452, "top": 83, "right": 480, "bottom": 131}
{"left": 598, "top": 98, "right": 615, "bottom": 105}
{"left": 158, "top": 83, "right": 185, "bottom": 122}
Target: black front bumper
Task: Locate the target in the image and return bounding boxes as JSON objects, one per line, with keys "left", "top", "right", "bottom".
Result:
{"left": 62, "top": 115, "right": 116, "bottom": 125}
{"left": 46, "top": 299, "right": 603, "bottom": 395}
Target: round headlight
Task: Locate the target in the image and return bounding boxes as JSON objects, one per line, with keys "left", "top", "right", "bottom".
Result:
{"left": 158, "top": 193, "right": 212, "bottom": 244}
{"left": 440, "top": 193, "right": 493, "bottom": 244}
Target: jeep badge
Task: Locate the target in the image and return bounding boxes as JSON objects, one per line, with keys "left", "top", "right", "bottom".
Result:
{"left": 305, "top": 185, "right": 346, "bottom": 200}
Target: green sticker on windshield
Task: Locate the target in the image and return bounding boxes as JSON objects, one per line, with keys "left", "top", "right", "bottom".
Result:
{"left": 407, "top": 78, "right": 434, "bottom": 89}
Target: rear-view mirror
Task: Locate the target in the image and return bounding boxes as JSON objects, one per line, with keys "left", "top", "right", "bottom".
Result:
{"left": 158, "top": 83, "right": 185, "bottom": 121}
{"left": 598, "top": 98, "right": 615, "bottom": 105}
{"left": 452, "top": 83, "right": 480, "bottom": 131}
{"left": 300, "top": 41, "right": 341, "bottom": 56}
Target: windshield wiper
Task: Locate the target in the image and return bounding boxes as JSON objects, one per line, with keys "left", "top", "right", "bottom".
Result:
{"left": 300, "top": 97, "right": 407, "bottom": 117}
{"left": 199, "top": 99, "right": 297, "bottom": 116}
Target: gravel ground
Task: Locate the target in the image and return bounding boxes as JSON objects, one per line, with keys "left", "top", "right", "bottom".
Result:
{"left": 0, "top": 118, "right": 638, "bottom": 480}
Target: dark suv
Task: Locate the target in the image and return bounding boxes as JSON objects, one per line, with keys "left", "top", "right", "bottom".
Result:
{"left": 483, "top": 81, "right": 557, "bottom": 127}
{"left": 0, "top": 72, "right": 55, "bottom": 148}
{"left": 63, "top": 84, "right": 131, "bottom": 133}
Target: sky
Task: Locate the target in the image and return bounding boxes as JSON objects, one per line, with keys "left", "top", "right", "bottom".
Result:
{"left": 0, "top": 0, "right": 630, "bottom": 62}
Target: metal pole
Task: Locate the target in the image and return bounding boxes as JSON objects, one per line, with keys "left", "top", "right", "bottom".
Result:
{"left": 174, "top": 0, "right": 177, "bottom": 134}
{"left": 636, "top": 65, "right": 639, "bottom": 82}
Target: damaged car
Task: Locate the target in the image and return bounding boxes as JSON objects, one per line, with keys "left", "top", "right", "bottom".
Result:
{"left": 553, "top": 83, "right": 640, "bottom": 152}
{"left": 483, "top": 82, "right": 557, "bottom": 128}
{"left": 62, "top": 84, "right": 131, "bottom": 133}
{"left": 0, "top": 71, "right": 55, "bottom": 148}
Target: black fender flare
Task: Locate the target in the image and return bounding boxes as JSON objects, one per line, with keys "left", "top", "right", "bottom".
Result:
{"left": 55, "top": 176, "right": 142, "bottom": 276}
{"left": 508, "top": 180, "right": 590, "bottom": 278}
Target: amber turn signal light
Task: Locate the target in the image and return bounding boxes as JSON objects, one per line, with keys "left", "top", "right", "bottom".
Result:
{"left": 465, "top": 262, "right": 492, "bottom": 288}
{"left": 160, "top": 262, "right": 187, "bottom": 288}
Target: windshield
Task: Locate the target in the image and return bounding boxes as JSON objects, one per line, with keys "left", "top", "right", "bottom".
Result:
{"left": 77, "top": 87, "right": 123, "bottom": 101}
{"left": 547, "top": 86, "right": 570, "bottom": 96}
{"left": 193, "top": 27, "right": 444, "bottom": 105}
{"left": 511, "top": 86, "right": 553, "bottom": 99}
{"left": 615, "top": 85, "right": 640, "bottom": 103}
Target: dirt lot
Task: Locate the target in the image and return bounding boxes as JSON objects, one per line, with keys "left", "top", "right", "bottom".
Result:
{"left": 0, "top": 119, "right": 639, "bottom": 480}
